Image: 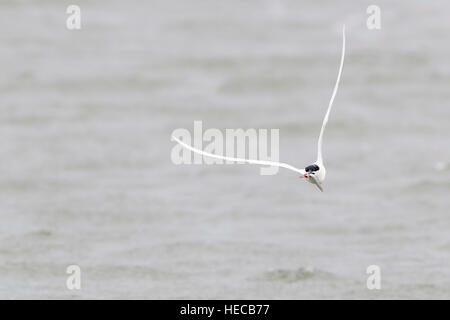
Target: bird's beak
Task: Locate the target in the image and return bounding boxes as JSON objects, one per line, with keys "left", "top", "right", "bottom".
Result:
{"left": 302, "top": 173, "right": 309, "bottom": 178}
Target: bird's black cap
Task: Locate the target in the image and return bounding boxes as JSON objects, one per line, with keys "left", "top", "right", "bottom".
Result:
{"left": 305, "top": 164, "right": 320, "bottom": 173}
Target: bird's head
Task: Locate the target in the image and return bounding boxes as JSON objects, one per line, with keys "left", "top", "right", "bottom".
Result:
{"left": 301, "top": 164, "right": 320, "bottom": 178}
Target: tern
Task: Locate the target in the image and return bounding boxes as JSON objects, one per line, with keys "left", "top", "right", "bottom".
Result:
{"left": 172, "top": 25, "right": 346, "bottom": 192}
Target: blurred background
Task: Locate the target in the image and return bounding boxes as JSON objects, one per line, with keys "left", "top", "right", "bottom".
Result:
{"left": 0, "top": 0, "right": 449, "bottom": 299}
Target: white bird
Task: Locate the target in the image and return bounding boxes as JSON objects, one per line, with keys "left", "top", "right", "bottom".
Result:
{"left": 172, "top": 25, "right": 346, "bottom": 192}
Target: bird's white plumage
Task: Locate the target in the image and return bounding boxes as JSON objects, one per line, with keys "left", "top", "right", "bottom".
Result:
{"left": 171, "top": 136, "right": 306, "bottom": 175}
{"left": 172, "top": 25, "right": 346, "bottom": 189}
{"left": 316, "top": 25, "right": 346, "bottom": 166}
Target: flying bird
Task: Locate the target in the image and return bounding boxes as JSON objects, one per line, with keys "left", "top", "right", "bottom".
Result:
{"left": 172, "top": 25, "right": 346, "bottom": 192}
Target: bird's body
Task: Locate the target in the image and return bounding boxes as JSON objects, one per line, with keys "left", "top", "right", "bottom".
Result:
{"left": 172, "top": 25, "right": 346, "bottom": 192}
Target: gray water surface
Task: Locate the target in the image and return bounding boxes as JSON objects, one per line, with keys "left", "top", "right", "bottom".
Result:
{"left": 0, "top": 0, "right": 449, "bottom": 299}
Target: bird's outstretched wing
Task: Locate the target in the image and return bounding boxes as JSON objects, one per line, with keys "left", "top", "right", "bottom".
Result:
{"left": 316, "top": 25, "right": 346, "bottom": 165}
{"left": 172, "top": 136, "right": 305, "bottom": 175}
